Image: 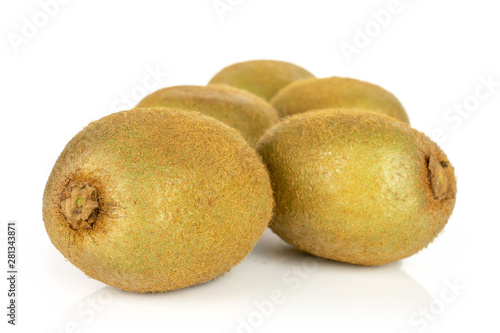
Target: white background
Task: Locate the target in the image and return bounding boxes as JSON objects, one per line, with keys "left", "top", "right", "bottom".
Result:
{"left": 1, "top": 0, "right": 499, "bottom": 332}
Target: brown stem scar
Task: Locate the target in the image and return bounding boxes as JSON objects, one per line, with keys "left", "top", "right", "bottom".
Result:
{"left": 60, "top": 184, "right": 99, "bottom": 230}
{"left": 427, "top": 155, "right": 450, "bottom": 200}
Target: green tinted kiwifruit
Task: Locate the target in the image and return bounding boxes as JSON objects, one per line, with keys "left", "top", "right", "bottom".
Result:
{"left": 43, "top": 108, "right": 274, "bottom": 293}
{"left": 271, "top": 77, "right": 410, "bottom": 123}
{"left": 208, "top": 60, "right": 315, "bottom": 101}
{"left": 256, "top": 109, "right": 456, "bottom": 266}
{"left": 136, "top": 85, "right": 279, "bottom": 146}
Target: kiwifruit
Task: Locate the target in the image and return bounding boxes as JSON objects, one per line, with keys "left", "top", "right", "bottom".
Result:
{"left": 208, "top": 60, "right": 315, "bottom": 101}
{"left": 43, "top": 108, "right": 274, "bottom": 293}
{"left": 270, "top": 77, "right": 410, "bottom": 123}
{"left": 135, "top": 85, "right": 279, "bottom": 146}
{"left": 256, "top": 109, "right": 456, "bottom": 266}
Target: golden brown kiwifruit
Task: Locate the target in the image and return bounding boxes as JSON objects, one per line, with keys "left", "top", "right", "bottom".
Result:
{"left": 43, "top": 108, "right": 274, "bottom": 292}
{"left": 271, "top": 76, "right": 410, "bottom": 123}
{"left": 256, "top": 109, "right": 456, "bottom": 266}
{"left": 208, "top": 60, "right": 315, "bottom": 101}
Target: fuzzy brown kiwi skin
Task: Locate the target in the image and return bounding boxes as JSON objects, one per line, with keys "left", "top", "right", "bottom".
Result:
{"left": 43, "top": 108, "right": 274, "bottom": 293}
{"left": 135, "top": 85, "right": 280, "bottom": 146}
{"left": 256, "top": 108, "right": 456, "bottom": 266}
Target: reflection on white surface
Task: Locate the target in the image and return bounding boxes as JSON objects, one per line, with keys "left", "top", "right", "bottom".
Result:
{"left": 50, "top": 229, "right": 432, "bottom": 333}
